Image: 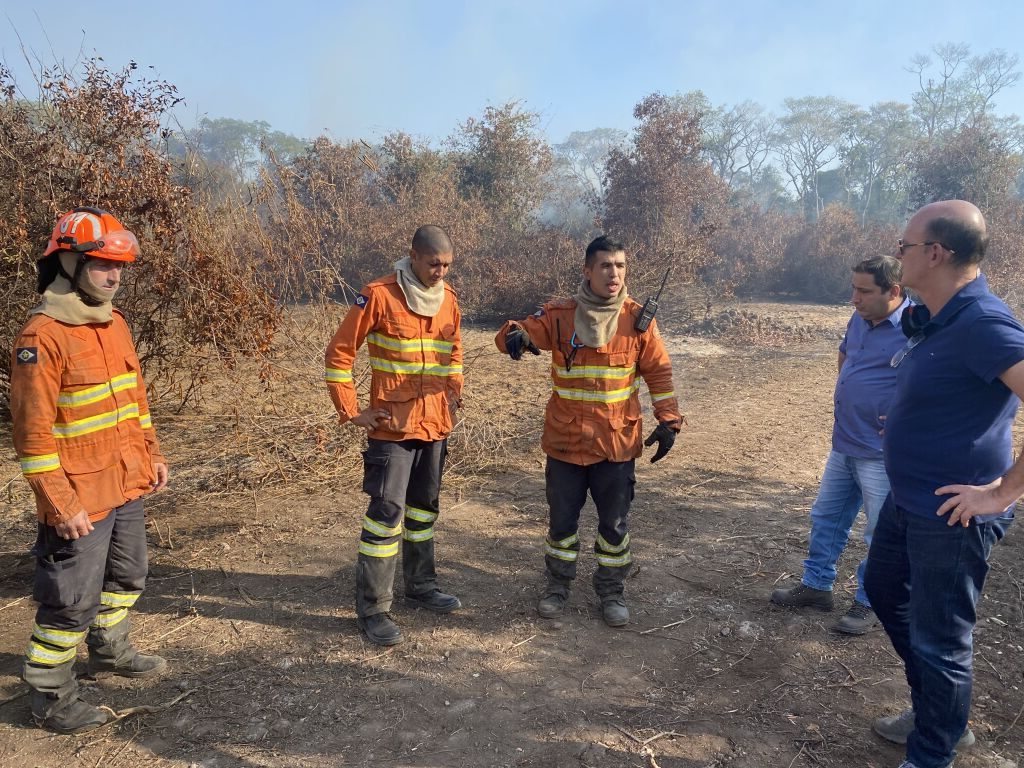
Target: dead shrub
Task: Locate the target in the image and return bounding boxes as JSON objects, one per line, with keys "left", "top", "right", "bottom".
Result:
{"left": 0, "top": 60, "right": 278, "bottom": 409}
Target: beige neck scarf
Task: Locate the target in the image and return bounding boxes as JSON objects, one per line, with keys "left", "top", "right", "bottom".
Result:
{"left": 573, "top": 279, "right": 628, "bottom": 348}
{"left": 394, "top": 256, "right": 445, "bottom": 317}
{"left": 31, "top": 274, "right": 114, "bottom": 325}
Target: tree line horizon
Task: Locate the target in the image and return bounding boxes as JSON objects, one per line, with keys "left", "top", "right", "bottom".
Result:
{"left": 1, "top": 41, "right": 1022, "bottom": 407}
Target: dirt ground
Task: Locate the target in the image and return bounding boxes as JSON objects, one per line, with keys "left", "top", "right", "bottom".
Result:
{"left": 1, "top": 300, "right": 1022, "bottom": 768}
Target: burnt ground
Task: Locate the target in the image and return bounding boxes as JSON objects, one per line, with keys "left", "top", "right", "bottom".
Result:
{"left": 0, "top": 301, "right": 1021, "bottom": 768}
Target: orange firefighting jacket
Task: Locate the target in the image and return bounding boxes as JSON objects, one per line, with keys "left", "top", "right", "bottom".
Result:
{"left": 496, "top": 298, "right": 680, "bottom": 465}
{"left": 325, "top": 274, "right": 463, "bottom": 441}
{"left": 10, "top": 310, "right": 166, "bottom": 526}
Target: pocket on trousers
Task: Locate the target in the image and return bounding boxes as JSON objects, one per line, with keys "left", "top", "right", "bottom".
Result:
{"left": 33, "top": 553, "right": 79, "bottom": 607}
{"left": 361, "top": 451, "right": 389, "bottom": 498}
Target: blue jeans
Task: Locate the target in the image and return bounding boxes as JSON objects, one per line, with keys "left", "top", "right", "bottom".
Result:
{"left": 864, "top": 495, "right": 1010, "bottom": 768}
{"left": 802, "top": 450, "right": 890, "bottom": 606}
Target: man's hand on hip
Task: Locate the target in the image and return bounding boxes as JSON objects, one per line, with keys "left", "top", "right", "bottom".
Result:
{"left": 935, "top": 479, "right": 1013, "bottom": 526}
{"left": 351, "top": 407, "right": 390, "bottom": 431}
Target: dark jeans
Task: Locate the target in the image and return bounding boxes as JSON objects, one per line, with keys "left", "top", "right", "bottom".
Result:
{"left": 864, "top": 494, "right": 1010, "bottom": 768}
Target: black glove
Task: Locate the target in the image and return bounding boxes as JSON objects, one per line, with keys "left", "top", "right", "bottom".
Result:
{"left": 644, "top": 422, "right": 677, "bottom": 463}
{"left": 506, "top": 326, "right": 541, "bottom": 360}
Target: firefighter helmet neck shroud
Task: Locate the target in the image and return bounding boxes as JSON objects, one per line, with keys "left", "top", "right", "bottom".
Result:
{"left": 38, "top": 207, "right": 140, "bottom": 303}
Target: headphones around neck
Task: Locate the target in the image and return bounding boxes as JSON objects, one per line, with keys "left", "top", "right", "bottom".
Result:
{"left": 900, "top": 304, "right": 931, "bottom": 338}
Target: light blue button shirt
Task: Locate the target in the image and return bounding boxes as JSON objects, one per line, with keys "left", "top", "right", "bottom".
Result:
{"left": 832, "top": 298, "right": 910, "bottom": 458}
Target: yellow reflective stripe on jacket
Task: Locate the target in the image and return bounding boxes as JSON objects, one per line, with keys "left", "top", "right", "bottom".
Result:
{"left": 366, "top": 332, "right": 454, "bottom": 354}
{"left": 369, "top": 357, "right": 461, "bottom": 377}
{"left": 552, "top": 381, "right": 641, "bottom": 404}
{"left": 597, "top": 533, "right": 630, "bottom": 554}
{"left": 405, "top": 505, "right": 438, "bottom": 524}
{"left": 31, "top": 624, "right": 86, "bottom": 648}
{"left": 552, "top": 364, "right": 636, "bottom": 380}
{"left": 91, "top": 607, "right": 128, "bottom": 628}
{"left": 362, "top": 516, "right": 402, "bottom": 538}
{"left": 650, "top": 391, "right": 675, "bottom": 402}
{"left": 403, "top": 527, "right": 434, "bottom": 542}
{"left": 52, "top": 403, "right": 140, "bottom": 439}
{"left": 56, "top": 372, "right": 138, "bottom": 408}
{"left": 139, "top": 413, "right": 153, "bottom": 429}
{"left": 100, "top": 591, "right": 140, "bottom": 608}
{"left": 325, "top": 367, "right": 353, "bottom": 383}
{"left": 359, "top": 540, "right": 400, "bottom": 558}
{"left": 26, "top": 642, "right": 78, "bottom": 665}
{"left": 545, "top": 543, "right": 578, "bottom": 562}
{"left": 20, "top": 453, "right": 61, "bottom": 475}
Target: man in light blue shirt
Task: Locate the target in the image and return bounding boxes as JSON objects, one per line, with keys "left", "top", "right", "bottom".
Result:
{"left": 771, "top": 256, "right": 909, "bottom": 634}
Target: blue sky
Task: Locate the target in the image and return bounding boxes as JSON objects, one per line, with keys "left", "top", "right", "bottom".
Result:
{"left": 3, "top": 1, "right": 1023, "bottom": 145}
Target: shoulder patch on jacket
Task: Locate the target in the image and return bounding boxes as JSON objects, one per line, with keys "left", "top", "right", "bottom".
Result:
{"left": 354, "top": 293, "right": 369, "bottom": 309}
{"left": 16, "top": 347, "right": 38, "bottom": 365}
{"left": 532, "top": 308, "right": 545, "bottom": 317}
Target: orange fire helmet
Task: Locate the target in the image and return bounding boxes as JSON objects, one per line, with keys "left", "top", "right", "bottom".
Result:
{"left": 42, "top": 207, "right": 140, "bottom": 262}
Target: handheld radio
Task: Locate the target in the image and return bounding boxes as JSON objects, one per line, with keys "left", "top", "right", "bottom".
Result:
{"left": 634, "top": 267, "right": 672, "bottom": 332}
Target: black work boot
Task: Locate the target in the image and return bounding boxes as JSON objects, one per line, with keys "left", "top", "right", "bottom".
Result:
{"left": 593, "top": 562, "right": 629, "bottom": 627}
{"left": 404, "top": 589, "right": 461, "bottom": 613}
{"left": 873, "top": 708, "right": 975, "bottom": 748}
{"left": 539, "top": 550, "right": 577, "bottom": 619}
{"left": 537, "top": 588, "right": 569, "bottom": 618}
{"left": 88, "top": 651, "right": 167, "bottom": 679}
{"left": 87, "top": 617, "right": 168, "bottom": 679}
{"left": 357, "top": 613, "right": 404, "bottom": 646}
{"left": 770, "top": 583, "right": 834, "bottom": 611}
{"left": 24, "top": 666, "right": 108, "bottom": 735}
{"left": 832, "top": 602, "right": 878, "bottom": 635}
{"left": 31, "top": 689, "right": 109, "bottom": 734}
{"left": 600, "top": 595, "right": 630, "bottom": 627}
{"left": 537, "top": 569, "right": 572, "bottom": 618}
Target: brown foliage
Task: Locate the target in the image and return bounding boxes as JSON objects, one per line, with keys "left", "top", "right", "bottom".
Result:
{"left": 779, "top": 205, "right": 897, "bottom": 303}
{"left": 0, "top": 61, "right": 278, "bottom": 408}
{"left": 706, "top": 202, "right": 803, "bottom": 296}
{"left": 601, "top": 93, "right": 729, "bottom": 296}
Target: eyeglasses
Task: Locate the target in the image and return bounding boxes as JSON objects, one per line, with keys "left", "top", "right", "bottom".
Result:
{"left": 897, "top": 238, "right": 955, "bottom": 256}
{"left": 891, "top": 332, "right": 925, "bottom": 368}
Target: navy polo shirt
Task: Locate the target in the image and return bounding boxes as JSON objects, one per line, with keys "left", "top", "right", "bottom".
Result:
{"left": 833, "top": 299, "right": 910, "bottom": 458}
{"left": 884, "top": 274, "right": 1024, "bottom": 517}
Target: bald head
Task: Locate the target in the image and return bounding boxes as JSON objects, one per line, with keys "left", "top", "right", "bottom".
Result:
{"left": 411, "top": 225, "right": 453, "bottom": 257}
{"left": 910, "top": 200, "right": 988, "bottom": 267}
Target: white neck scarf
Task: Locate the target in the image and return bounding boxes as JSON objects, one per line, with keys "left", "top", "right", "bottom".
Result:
{"left": 394, "top": 256, "right": 445, "bottom": 317}
{"left": 573, "top": 279, "right": 628, "bottom": 348}
{"left": 31, "top": 274, "right": 113, "bottom": 325}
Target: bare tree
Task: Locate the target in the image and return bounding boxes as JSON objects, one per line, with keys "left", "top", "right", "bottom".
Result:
{"left": 703, "top": 100, "right": 775, "bottom": 191}
{"left": 553, "top": 127, "right": 627, "bottom": 205}
{"left": 908, "top": 44, "right": 1021, "bottom": 139}
{"left": 773, "top": 96, "right": 858, "bottom": 220}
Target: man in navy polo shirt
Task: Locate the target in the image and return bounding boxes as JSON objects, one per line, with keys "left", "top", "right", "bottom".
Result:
{"left": 865, "top": 200, "right": 1024, "bottom": 768}
{"left": 772, "top": 256, "right": 908, "bottom": 634}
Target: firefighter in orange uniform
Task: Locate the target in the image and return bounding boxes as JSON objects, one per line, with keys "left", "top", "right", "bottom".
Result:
{"left": 495, "top": 235, "right": 681, "bottom": 627}
{"left": 11, "top": 208, "right": 169, "bottom": 734}
{"left": 325, "top": 225, "right": 463, "bottom": 646}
